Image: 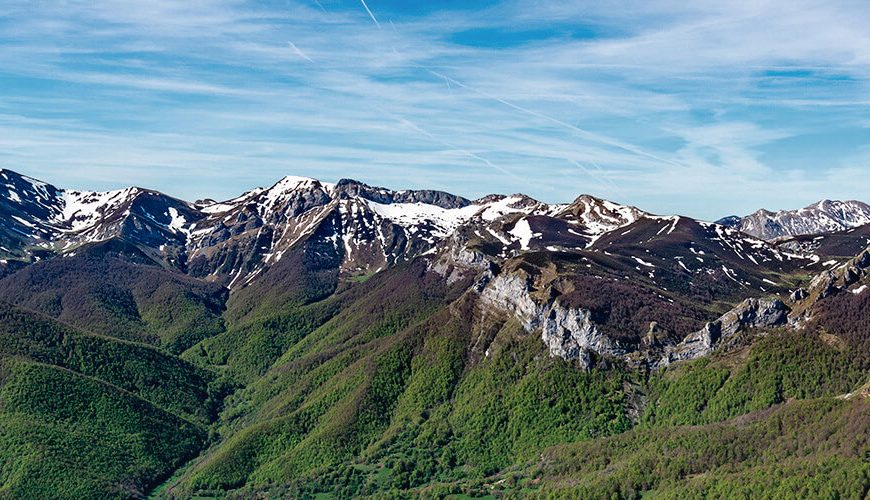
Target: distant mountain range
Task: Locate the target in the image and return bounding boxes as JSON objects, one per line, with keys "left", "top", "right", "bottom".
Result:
{"left": 0, "top": 167, "right": 868, "bottom": 498}
{"left": 1, "top": 169, "right": 647, "bottom": 282}
{"left": 718, "top": 199, "right": 870, "bottom": 240}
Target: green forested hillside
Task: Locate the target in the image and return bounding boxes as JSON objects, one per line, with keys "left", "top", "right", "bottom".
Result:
{"left": 0, "top": 240, "right": 226, "bottom": 353}
{"left": 0, "top": 359, "right": 206, "bottom": 499}
{"left": 0, "top": 302, "right": 219, "bottom": 423}
{"left": 533, "top": 397, "right": 869, "bottom": 499}
{"left": 0, "top": 303, "right": 216, "bottom": 498}
{"left": 642, "top": 330, "right": 868, "bottom": 427}
{"left": 0, "top": 246, "right": 867, "bottom": 499}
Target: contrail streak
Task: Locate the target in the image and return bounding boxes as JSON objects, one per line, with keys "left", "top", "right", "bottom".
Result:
{"left": 419, "top": 66, "right": 684, "bottom": 170}
{"left": 287, "top": 42, "right": 314, "bottom": 63}
{"left": 390, "top": 113, "right": 522, "bottom": 180}
{"left": 359, "top": 0, "right": 381, "bottom": 28}
{"left": 294, "top": 1, "right": 646, "bottom": 196}
{"left": 587, "top": 160, "right": 628, "bottom": 198}
{"left": 572, "top": 160, "right": 627, "bottom": 199}
{"left": 312, "top": 2, "right": 631, "bottom": 191}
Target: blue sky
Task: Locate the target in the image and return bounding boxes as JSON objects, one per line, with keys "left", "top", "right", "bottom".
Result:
{"left": 1, "top": 0, "right": 869, "bottom": 219}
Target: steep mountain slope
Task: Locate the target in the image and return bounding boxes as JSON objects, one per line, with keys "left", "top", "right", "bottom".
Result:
{"left": 433, "top": 211, "right": 815, "bottom": 371}
{"left": 773, "top": 222, "right": 870, "bottom": 261}
{"left": 722, "top": 199, "right": 870, "bottom": 240}
{"left": 164, "top": 260, "right": 635, "bottom": 497}
{"left": 161, "top": 255, "right": 868, "bottom": 497}
{"left": 0, "top": 169, "right": 62, "bottom": 256}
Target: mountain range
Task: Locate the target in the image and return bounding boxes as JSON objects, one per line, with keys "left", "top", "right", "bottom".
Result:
{"left": 719, "top": 199, "right": 870, "bottom": 240}
{"left": 0, "top": 168, "right": 867, "bottom": 498}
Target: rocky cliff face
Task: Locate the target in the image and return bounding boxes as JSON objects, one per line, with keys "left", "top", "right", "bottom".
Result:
{"left": 333, "top": 178, "right": 471, "bottom": 209}
{"left": 788, "top": 245, "right": 870, "bottom": 323}
{"left": 660, "top": 243, "right": 870, "bottom": 367}
{"left": 662, "top": 298, "right": 789, "bottom": 366}
{"left": 479, "top": 272, "right": 621, "bottom": 369}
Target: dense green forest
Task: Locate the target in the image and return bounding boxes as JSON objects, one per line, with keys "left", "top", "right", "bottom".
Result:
{"left": 0, "top": 305, "right": 212, "bottom": 498}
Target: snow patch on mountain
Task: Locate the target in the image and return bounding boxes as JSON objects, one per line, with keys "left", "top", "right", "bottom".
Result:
{"left": 508, "top": 218, "right": 540, "bottom": 250}
{"left": 59, "top": 188, "right": 138, "bottom": 232}
{"left": 364, "top": 199, "right": 480, "bottom": 237}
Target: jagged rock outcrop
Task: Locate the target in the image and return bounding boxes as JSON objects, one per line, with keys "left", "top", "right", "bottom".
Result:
{"left": 788, "top": 245, "right": 870, "bottom": 323}
{"left": 662, "top": 297, "right": 789, "bottom": 365}
{"left": 641, "top": 321, "right": 668, "bottom": 348}
{"left": 479, "top": 273, "right": 621, "bottom": 369}
{"left": 431, "top": 234, "right": 493, "bottom": 286}
{"left": 790, "top": 288, "right": 808, "bottom": 302}
{"left": 334, "top": 179, "right": 470, "bottom": 209}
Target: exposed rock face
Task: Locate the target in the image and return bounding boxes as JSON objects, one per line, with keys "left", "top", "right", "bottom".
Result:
{"left": 479, "top": 273, "right": 621, "bottom": 369}
{"left": 790, "top": 288, "right": 808, "bottom": 302}
{"left": 642, "top": 321, "right": 667, "bottom": 348}
{"left": 811, "top": 271, "right": 837, "bottom": 299}
{"left": 662, "top": 298, "right": 789, "bottom": 365}
{"left": 334, "top": 179, "right": 470, "bottom": 209}
{"left": 431, "top": 235, "right": 492, "bottom": 286}
{"left": 788, "top": 244, "right": 870, "bottom": 323}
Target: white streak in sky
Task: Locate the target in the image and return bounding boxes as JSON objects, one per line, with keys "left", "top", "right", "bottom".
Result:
{"left": 393, "top": 114, "right": 521, "bottom": 180}
{"left": 287, "top": 42, "right": 314, "bottom": 63}
{"left": 573, "top": 160, "right": 626, "bottom": 199}
{"left": 420, "top": 66, "right": 684, "bottom": 170}
{"left": 359, "top": 0, "right": 381, "bottom": 29}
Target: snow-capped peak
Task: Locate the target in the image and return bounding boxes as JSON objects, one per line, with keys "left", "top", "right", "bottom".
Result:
{"left": 734, "top": 199, "right": 870, "bottom": 240}
{"left": 5, "top": 168, "right": 862, "bottom": 294}
{"left": 58, "top": 187, "right": 141, "bottom": 231}
{"left": 562, "top": 194, "right": 646, "bottom": 233}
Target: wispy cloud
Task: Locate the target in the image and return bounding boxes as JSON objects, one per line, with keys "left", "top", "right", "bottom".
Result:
{"left": 0, "top": 0, "right": 868, "bottom": 218}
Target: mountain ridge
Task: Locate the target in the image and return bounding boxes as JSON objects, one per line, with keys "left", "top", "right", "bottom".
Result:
{"left": 721, "top": 199, "right": 870, "bottom": 240}
{"left": 0, "top": 168, "right": 656, "bottom": 286}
